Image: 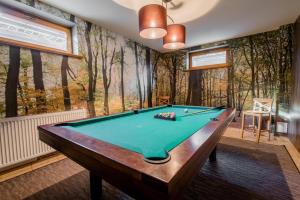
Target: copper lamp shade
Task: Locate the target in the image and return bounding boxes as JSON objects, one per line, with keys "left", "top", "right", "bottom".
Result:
{"left": 139, "top": 4, "right": 167, "bottom": 39}
{"left": 163, "top": 24, "right": 186, "bottom": 49}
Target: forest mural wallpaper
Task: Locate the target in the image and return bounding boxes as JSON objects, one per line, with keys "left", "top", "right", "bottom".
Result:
{"left": 0, "top": 0, "right": 294, "bottom": 120}
{"left": 0, "top": 0, "right": 163, "bottom": 118}
{"left": 156, "top": 24, "right": 293, "bottom": 120}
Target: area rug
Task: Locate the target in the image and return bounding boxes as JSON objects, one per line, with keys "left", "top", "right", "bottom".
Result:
{"left": 0, "top": 137, "right": 299, "bottom": 200}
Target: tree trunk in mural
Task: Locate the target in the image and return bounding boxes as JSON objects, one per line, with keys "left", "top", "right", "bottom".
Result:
{"left": 239, "top": 85, "right": 251, "bottom": 117}
{"left": 186, "top": 70, "right": 203, "bottom": 106}
{"left": 31, "top": 50, "right": 47, "bottom": 113}
{"left": 186, "top": 72, "right": 192, "bottom": 105}
{"left": 29, "top": 0, "right": 46, "bottom": 113}
{"left": 134, "top": 42, "right": 143, "bottom": 108}
{"left": 231, "top": 65, "right": 235, "bottom": 107}
{"left": 103, "top": 81, "right": 109, "bottom": 115}
{"left": 278, "top": 26, "right": 293, "bottom": 104}
{"left": 242, "top": 36, "right": 256, "bottom": 99}
{"left": 18, "top": 81, "right": 28, "bottom": 115}
{"left": 120, "top": 46, "right": 125, "bottom": 112}
{"left": 219, "top": 87, "right": 222, "bottom": 106}
{"left": 227, "top": 59, "right": 236, "bottom": 108}
{"left": 256, "top": 65, "right": 260, "bottom": 97}
{"left": 18, "top": 61, "right": 30, "bottom": 115}
{"left": 237, "top": 78, "right": 242, "bottom": 111}
{"left": 85, "top": 21, "right": 96, "bottom": 117}
{"left": 146, "top": 48, "right": 152, "bottom": 107}
{"left": 249, "top": 36, "right": 256, "bottom": 98}
{"left": 66, "top": 63, "right": 87, "bottom": 92}
{"left": 100, "top": 29, "right": 116, "bottom": 115}
{"left": 287, "top": 25, "right": 293, "bottom": 73}
{"left": 227, "top": 68, "right": 232, "bottom": 107}
{"left": 151, "top": 51, "right": 160, "bottom": 105}
{"left": 5, "top": 46, "right": 20, "bottom": 117}
{"left": 143, "top": 81, "right": 146, "bottom": 104}
{"left": 210, "top": 72, "right": 213, "bottom": 106}
{"left": 61, "top": 56, "right": 71, "bottom": 111}
{"left": 263, "top": 32, "right": 277, "bottom": 95}
{"left": 60, "top": 14, "right": 75, "bottom": 111}
{"left": 151, "top": 52, "right": 160, "bottom": 105}
{"left": 170, "top": 56, "right": 177, "bottom": 104}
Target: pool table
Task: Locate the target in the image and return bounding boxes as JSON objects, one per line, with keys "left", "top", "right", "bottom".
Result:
{"left": 38, "top": 105, "right": 235, "bottom": 200}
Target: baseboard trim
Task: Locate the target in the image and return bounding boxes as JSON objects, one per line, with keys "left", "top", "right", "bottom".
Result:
{"left": 0, "top": 153, "right": 66, "bottom": 182}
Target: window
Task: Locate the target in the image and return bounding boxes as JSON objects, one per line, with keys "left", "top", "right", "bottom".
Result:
{"left": 189, "top": 48, "right": 230, "bottom": 70}
{"left": 0, "top": 4, "right": 73, "bottom": 55}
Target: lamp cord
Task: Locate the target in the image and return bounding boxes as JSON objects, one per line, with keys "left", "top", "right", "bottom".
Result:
{"left": 162, "top": 0, "right": 175, "bottom": 24}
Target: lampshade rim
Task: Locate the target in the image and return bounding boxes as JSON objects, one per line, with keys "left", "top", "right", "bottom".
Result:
{"left": 163, "top": 42, "right": 185, "bottom": 49}
{"left": 140, "top": 28, "right": 167, "bottom": 39}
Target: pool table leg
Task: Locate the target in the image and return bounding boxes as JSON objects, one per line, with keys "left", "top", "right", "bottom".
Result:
{"left": 209, "top": 147, "right": 217, "bottom": 162}
{"left": 90, "top": 172, "right": 102, "bottom": 200}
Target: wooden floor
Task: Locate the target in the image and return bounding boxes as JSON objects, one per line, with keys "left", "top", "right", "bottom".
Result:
{"left": 224, "top": 116, "right": 300, "bottom": 172}
{"left": 1, "top": 137, "right": 299, "bottom": 200}
{"left": 1, "top": 115, "right": 300, "bottom": 183}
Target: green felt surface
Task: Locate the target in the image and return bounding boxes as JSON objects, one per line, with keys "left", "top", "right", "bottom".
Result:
{"left": 60, "top": 105, "right": 224, "bottom": 160}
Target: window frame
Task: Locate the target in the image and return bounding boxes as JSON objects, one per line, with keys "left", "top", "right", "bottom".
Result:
{"left": 188, "top": 47, "right": 230, "bottom": 70}
{"left": 0, "top": 3, "right": 81, "bottom": 58}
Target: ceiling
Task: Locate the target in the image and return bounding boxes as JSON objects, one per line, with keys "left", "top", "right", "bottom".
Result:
{"left": 40, "top": 0, "right": 300, "bottom": 52}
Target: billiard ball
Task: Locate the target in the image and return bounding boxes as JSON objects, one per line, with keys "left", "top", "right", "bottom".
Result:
{"left": 184, "top": 109, "right": 188, "bottom": 113}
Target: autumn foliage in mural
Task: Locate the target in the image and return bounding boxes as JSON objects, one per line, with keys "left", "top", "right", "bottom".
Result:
{"left": 157, "top": 25, "right": 293, "bottom": 118}
{"left": 0, "top": 0, "right": 294, "bottom": 119}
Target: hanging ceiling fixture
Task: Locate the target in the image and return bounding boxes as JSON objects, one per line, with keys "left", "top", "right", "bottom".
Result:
{"left": 138, "top": 0, "right": 186, "bottom": 49}
{"left": 163, "top": 24, "right": 186, "bottom": 49}
{"left": 139, "top": 4, "right": 167, "bottom": 39}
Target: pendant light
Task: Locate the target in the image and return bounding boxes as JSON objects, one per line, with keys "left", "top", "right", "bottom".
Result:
{"left": 163, "top": 24, "right": 186, "bottom": 49}
{"left": 138, "top": 4, "right": 167, "bottom": 39}
{"left": 138, "top": 0, "right": 186, "bottom": 49}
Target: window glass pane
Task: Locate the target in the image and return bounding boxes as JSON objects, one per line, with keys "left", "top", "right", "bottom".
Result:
{"left": 192, "top": 50, "right": 227, "bottom": 68}
{"left": 0, "top": 10, "right": 68, "bottom": 51}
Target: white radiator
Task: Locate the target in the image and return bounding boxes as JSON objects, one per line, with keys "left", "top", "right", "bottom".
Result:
{"left": 0, "top": 109, "right": 87, "bottom": 171}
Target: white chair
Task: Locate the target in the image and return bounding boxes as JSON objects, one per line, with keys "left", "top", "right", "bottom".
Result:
{"left": 157, "top": 96, "right": 170, "bottom": 105}
{"left": 241, "top": 98, "right": 273, "bottom": 143}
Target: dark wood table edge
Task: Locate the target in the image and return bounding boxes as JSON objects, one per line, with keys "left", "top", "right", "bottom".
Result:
{"left": 38, "top": 106, "right": 236, "bottom": 199}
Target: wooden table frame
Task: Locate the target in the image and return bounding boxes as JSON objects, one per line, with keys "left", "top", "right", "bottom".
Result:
{"left": 38, "top": 107, "right": 235, "bottom": 200}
